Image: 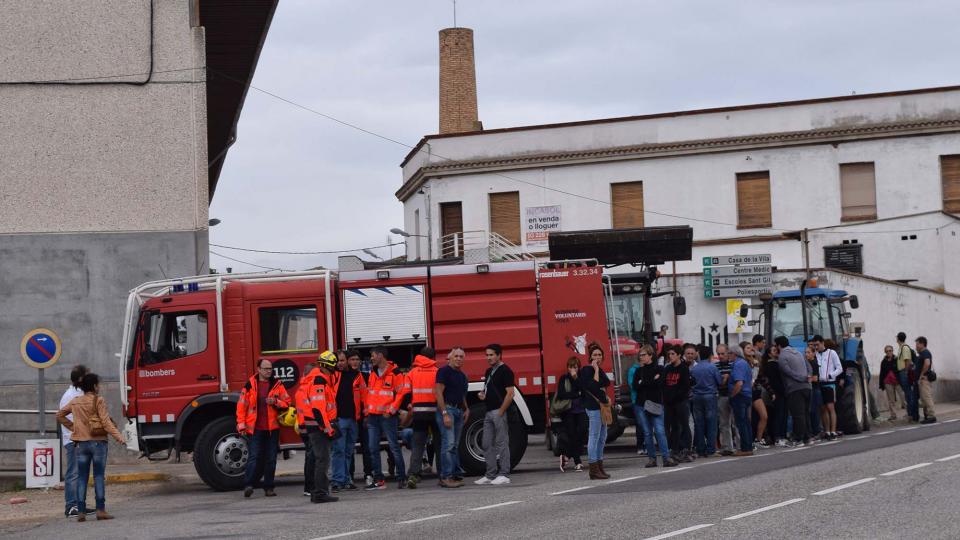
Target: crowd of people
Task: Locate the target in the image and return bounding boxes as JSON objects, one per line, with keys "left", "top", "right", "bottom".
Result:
{"left": 554, "top": 331, "right": 939, "bottom": 476}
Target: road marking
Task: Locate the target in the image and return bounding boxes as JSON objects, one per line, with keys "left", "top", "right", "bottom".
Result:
{"left": 700, "top": 458, "right": 736, "bottom": 465}
{"left": 944, "top": 419, "right": 959, "bottom": 423}
{"left": 900, "top": 426, "right": 920, "bottom": 431}
{"left": 723, "top": 498, "right": 805, "bottom": 520}
{"left": 846, "top": 435, "right": 869, "bottom": 440}
{"left": 468, "top": 501, "right": 523, "bottom": 511}
{"left": 607, "top": 474, "right": 646, "bottom": 484}
{"left": 397, "top": 514, "right": 451, "bottom": 524}
{"left": 310, "top": 530, "right": 374, "bottom": 540}
{"left": 642, "top": 523, "right": 714, "bottom": 539}
{"left": 784, "top": 446, "right": 810, "bottom": 452}
{"left": 658, "top": 467, "right": 689, "bottom": 474}
{"left": 880, "top": 463, "right": 931, "bottom": 476}
{"left": 817, "top": 441, "right": 840, "bottom": 447}
{"left": 936, "top": 453, "right": 960, "bottom": 462}
{"left": 551, "top": 486, "right": 595, "bottom": 495}
{"left": 812, "top": 477, "right": 876, "bottom": 496}
{"left": 874, "top": 431, "right": 894, "bottom": 436}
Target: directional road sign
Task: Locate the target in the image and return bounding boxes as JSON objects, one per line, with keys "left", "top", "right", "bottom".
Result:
{"left": 704, "top": 275, "right": 774, "bottom": 288}
{"left": 704, "top": 286, "right": 775, "bottom": 299}
{"left": 20, "top": 328, "right": 62, "bottom": 369}
{"left": 702, "top": 254, "right": 771, "bottom": 266}
{"left": 704, "top": 264, "right": 772, "bottom": 277}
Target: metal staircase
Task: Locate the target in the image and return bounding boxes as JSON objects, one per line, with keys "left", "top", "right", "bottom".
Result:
{"left": 439, "top": 230, "right": 536, "bottom": 263}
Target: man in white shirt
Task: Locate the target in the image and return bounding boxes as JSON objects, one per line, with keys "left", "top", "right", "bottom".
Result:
{"left": 59, "top": 365, "right": 88, "bottom": 518}
{"left": 810, "top": 336, "right": 843, "bottom": 440}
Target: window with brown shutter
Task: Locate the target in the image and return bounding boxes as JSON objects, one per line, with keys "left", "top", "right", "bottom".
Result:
{"left": 736, "top": 172, "right": 772, "bottom": 229}
{"left": 942, "top": 155, "right": 960, "bottom": 214}
{"left": 610, "top": 181, "right": 644, "bottom": 229}
{"left": 839, "top": 162, "right": 877, "bottom": 221}
{"left": 489, "top": 191, "right": 521, "bottom": 244}
{"left": 440, "top": 202, "right": 464, "bottom": 257}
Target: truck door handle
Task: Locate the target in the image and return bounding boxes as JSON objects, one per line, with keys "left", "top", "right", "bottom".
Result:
{"left": 197, "top": 374, "right": 217, "bottom": 381}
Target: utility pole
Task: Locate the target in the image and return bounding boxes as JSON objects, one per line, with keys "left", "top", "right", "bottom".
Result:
{"left": 802, "top": 227, "right": 811, "bottom": 282}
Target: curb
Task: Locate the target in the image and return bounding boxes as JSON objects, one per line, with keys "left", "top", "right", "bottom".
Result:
{"left": 104, "top": 472, "right": 170, "bottom": 484}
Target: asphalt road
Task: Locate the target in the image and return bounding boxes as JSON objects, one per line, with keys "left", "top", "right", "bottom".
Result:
{"left": 11, "top": 418, "right": 960, "bottom": 540}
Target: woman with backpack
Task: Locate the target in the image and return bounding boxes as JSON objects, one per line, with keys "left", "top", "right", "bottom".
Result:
{"left": 554, "top": 357, "right": 587, "bottom": 472}
{"left": 56, "top": 373, "right": 126, "bottom": 522}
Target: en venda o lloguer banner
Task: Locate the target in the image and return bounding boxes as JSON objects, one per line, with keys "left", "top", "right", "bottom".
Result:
{"left": 524, "top": 205, "right": 561, "bottom": 249}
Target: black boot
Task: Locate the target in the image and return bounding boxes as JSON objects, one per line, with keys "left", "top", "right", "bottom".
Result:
{"left": 311, "top": 493, "right": 339, "bottom": 503}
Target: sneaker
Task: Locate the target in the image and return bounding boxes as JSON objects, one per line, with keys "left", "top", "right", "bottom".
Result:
{"left": 490, "top": 475, "right": 511, "bottom": 485}
{"left": 574, "top": 463, "right": 584, "bottom": 472}
{"left": 263, "top": 488, "right": 277, "bottom": 497}
{"left": 921, "top": 417, "right": 937, "bottom": 424}
{"left": 755, "top": 440, "right": 769, "bottom": 449}
{"left": 560, "top": 455, "right": 568, "bottom": 472}
{"left": 66, "top": 507, "right": 78, "bottom": 518}
{"left": 636, "top": 449, "right": 647, "bottom": 456}
{"left": 365, "top": 475, "right": 374, "bottom": 486}
{"left": 645, "top": 458, "right": 658, "bottom": 468}
{"left": 243, "top": 486, "right": 254, "bottom": 498}
{"left": 775, "top": 439, "right": 788, "bottom": 448}
{"left": 474, "top": 476, "right": 493, "bottom": 485}
{"left": 364, "top": 479, "right": 386, "bottom": 490}
{"left": 397, "top": 478, "right": 407, "bottom": 489}
{"left": 663, "top": 458, "right": 678, "bottom": 467}
{"left": 422, "top": 463, "right": 433, "bottom": 475}
{"left": 303, "top": 490, "right": 311, "bottom": 497}
{"left": 720, "top": 449, "right": 734, "bottom": 456}
{"left": 331, "top": 484, "right": 341, "bottom": 493}
{"left": 311, "top": 494, "right": 339, "bottom": 504}
{"left": 343, "top": 483, "right": 358, "bottom": 491}
{"left": 406, "top": 475, "right": 419, "bottom": 489}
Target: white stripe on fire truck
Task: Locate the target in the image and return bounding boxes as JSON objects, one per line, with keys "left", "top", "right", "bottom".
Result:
{"left": 547, "top": 376, "right": 556, "bottom": 384}
{"left": 518, "top": 377, "right": 527, "bottom": 387}
{"left": 151, "top": 414, "right": 161, "bottom": 423}
{"left": 166, "top": 414, "right": 175, "bottom": 422}
{"left": 138, "top": 415, "right": 146, "bottom": 423}
{"left": 533, "top": 377, "right": 542, "bottom": 385}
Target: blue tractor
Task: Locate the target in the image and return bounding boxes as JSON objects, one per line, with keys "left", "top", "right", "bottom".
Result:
{"left": 743, "top": 281, "right": 873, "bottom": 434}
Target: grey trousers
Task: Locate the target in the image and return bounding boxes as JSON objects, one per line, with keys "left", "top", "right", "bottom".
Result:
{"left": 718, "top": 396, "right": 736, "bottom": 452}
{"left": 483, "top": 410, "right": 510, "bottom": 479}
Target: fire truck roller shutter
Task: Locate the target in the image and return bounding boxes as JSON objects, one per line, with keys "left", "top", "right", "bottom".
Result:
{"left": 343, "top": 285, "right": 427, "bottom": 345}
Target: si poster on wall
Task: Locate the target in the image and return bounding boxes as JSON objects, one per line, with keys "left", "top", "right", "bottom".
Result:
{"left": 524, "top": 205, "right": 561, "bottom": 249}
{"left": 25, "top": 439, "right": 60, "bottom": 488}
{"left": 726, "top": 298, "right": 753, "bottom": 334}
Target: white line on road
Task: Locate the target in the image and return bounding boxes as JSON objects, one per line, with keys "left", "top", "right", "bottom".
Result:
{"left": 936, "top": 453, "right": 960, "bottom": 462}
{"left": 397, "top": 514, "right": 452, "bottom": 524}
{"left": 642, "top": 523, "right": 714, "bottom": 539}
{"left": 310, "top": 530, "right": 374, "bottom": 540}
{"left": 468, "top": 501, "right": 523, "bottom": 511}
{"left": 812, "top": 477, "right": 876, "bottom": 496}
{"left": 874, "top": 431, "right": 894, "bottom": 436}
{"left": 900, "top": 426, "right": 921, "bottom": 431}
{"left": 551, "top": 486, "right": 595, "bottom": 495}
{"left": 846, "top": 435, "right": 869, "bottom": 440}
{"left": 700, "top": 458, "right": 736, "bottom": 465}
{"left": 880, "top": 463, "right": 932, "bottom": 476}
{"left": 817, "top": 441, "right": 840, "bottom": 447}
{"left": 658, "top": 466, "right": 692, "bottom": 474}
{"left": 723, "top": 498, "right": 805, "bottom": 520}
{"left": 607, "top": 474, "right": 646, "bottom": 484}
{"left": 944, "top": 419, "right": 959, "bottom": 423}
{"left": 784, "top": 446, "right": 810, "bottom": 452}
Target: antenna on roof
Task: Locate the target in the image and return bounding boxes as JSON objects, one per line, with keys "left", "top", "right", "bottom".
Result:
{"left": 453, "top": 0, "right": 457, "bottom": 27}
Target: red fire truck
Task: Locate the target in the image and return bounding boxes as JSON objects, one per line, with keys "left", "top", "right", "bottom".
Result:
{"left": 118, "top": 227, "right": 691, "bottom": 490}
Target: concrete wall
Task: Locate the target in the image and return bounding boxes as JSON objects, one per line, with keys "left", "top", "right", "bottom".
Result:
{"left": 649, "top": 269, "right": 960, "bottom": 403}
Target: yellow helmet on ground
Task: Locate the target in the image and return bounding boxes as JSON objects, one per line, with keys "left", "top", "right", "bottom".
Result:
{"left": 318, "top": 350, "right": 338, "bottom": 368}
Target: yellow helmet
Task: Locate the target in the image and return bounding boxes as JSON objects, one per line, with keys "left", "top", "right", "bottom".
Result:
{"left": 318, "top": 350, "right": 338, "bottom": 368}
{"left": 278, "top": 407, "right": 298, "bottom": 428}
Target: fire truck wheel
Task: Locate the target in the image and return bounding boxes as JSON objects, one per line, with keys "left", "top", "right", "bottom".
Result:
{"left": 460, "top": 403, "right": 529, "bottom": 476}
{"left": 193, "top": 416, "right": 247, "bottom": 491}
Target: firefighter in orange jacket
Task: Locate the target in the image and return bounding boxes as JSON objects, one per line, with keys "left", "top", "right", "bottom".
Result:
{"left": 364, "top": 346, "right": 410, "bottom": 490}
{"left": 236, "top": 358, "right": 291, "bottom": 498}
{"left": 405, "top": 346, "right": 440, "bottom": 488}
{"left": 303, "top": 350, "right": 341, "bottom": 503}
{"left": 294, "top": 362, "right": 318, "bottom": 496}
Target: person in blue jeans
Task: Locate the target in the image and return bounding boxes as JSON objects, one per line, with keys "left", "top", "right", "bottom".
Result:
{"left": 59, "top": 364, "right": 87, "bottom": 518}
{"left": 690, "top": 345, "right": 721, "bottom": 457}
{"left": 728, "top": 345, "right": 754, "bottom": 455}
{"left": 626, "top": 357, "right": 645, "bottom": 454}
{"left": 56, "top": 373, "right": 126, "bottom": 522}
{"left": 330, "top": 351, "right": 364, "bottom": 491}
{"left": 633, "top": 345, "right": 677, "bottom": 468}
{"left": 435, "top": 347, "right": 469, "bottom": 487}
{"left": 578, "top": 343, "right": 611, "bottom": 479}
{"left": 895, "top": 333, "right": 920, "bottom": 422}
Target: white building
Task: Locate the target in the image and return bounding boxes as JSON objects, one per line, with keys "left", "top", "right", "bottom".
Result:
{"left": 398, "top": 85, "right": 960, "bottom": 293}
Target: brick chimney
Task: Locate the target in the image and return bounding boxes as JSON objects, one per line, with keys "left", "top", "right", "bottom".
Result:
{"left": 439, "top": 27, "right": 482, "bottom": 134}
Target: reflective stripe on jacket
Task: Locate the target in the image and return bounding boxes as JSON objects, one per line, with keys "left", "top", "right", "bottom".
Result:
{"left": 407, "top": 355, "right": 439, "bottom": 413}
{"left": 303, "top": 372, "right": 337, "bottom": 435}
{"left": 294, "top": 367, "right": 319, "bottom": 430}
{"left": 236, "top": 375, "right": 291, "bottom": 435}
{"left": 364, "top": 361, "right": 409, "bottom": 416}
{"left": 330, "top": 369, "right": 366, "bottom": 421}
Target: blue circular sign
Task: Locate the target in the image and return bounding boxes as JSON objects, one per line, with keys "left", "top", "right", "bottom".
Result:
{"left": 20, "top": 328, "right": 62, "bottom": 369}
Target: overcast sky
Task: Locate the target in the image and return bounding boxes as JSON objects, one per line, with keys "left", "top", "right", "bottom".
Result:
{"left": 208, "top": 0, "right": 960, "bottom": 272}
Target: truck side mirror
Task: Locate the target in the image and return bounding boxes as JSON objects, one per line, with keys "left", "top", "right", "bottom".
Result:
{"left": 739, "top": 305, "right": 749, "bottom": 318}
{"left": 673, "top": 295, "right": 686, "bottom": 316}
{"left": 848, "top": 295, "right": 859, "bottom": 309}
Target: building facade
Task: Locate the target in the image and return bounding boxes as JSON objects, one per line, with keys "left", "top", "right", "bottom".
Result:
{"left": 0, "top": 0, "right": 276, "bottom": 417}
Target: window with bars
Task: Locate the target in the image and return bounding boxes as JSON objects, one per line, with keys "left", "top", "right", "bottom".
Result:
{"left": 610, "top": 181, "right": 644, "bottom": 229}
{"left": 489, "top": 191, "right": 521, "bottom": 244}
{"left": 942, "top": 155, "right": 960, "bottom": 214}
{"left": 839, "top": 162, "right": 878, "bottom": 221}
{"left": 736, "top": 171, "right": 772, "bottom": 229}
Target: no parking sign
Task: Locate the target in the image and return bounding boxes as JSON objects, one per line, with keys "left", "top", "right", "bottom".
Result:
{"left": 20, "top": 328, "right": 62, "bottom": 369}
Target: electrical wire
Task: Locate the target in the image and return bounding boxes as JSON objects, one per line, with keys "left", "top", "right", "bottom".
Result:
{"left": 209, "top": 241, "right": 405, "bottom": 255}
{"left": 209, "top": 249, "right": 292, "bottom": 271}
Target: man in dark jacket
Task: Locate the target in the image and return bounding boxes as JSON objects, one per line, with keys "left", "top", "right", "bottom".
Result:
{"left": 663, "top": 345, "right": 692, "bottom": 462}
{"left": 776, "top": 336, "right": 813, "bottom": 446}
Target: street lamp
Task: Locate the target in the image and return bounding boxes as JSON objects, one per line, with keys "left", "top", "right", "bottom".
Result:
{"left": 390, "top": 227, "right": 431, "bottom": 260}
{"left": 390, "top": 228, "right": 410, "bottom": 237}
{"left": 208, "top": 218, "right": 221, "bottom": 227}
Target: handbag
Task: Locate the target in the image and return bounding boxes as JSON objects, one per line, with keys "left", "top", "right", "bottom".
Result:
{"left": 88, "top": 396, "right": 108, "bottom": 438}
{"left": 643, "top": 400, "right": 664, "bottom": 416}
{"left": 926, "top": 369, "right": 937, "bottom": 382}
{"left": 585, "top": 387, "right": 614, "bottom": 426}
{"left": 549, "top": 378, "right": 572, "bottom": 417}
